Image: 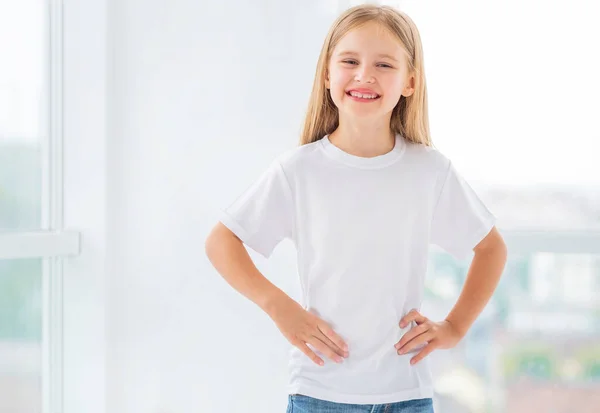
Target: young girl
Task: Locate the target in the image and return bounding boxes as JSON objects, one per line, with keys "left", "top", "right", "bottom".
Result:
{"left": 206, "top": 4, "right": 507, "bottom": 413}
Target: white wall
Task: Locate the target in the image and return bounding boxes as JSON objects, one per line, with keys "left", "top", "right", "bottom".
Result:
{"left": 104, "top": 1, "right": 341, "bottom": 412}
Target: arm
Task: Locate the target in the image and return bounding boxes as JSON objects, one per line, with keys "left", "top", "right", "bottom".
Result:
{"left": 205, "top": 222, "right": 287, "bottom": 316}
{"left": 444, "top": 226, "right": 508, "bottom": 337}
{"left": 396, "top": 226, "right": 508, "bottom": 363}
{"left": 204, "top": 222, "right": 349, "bottom": 365}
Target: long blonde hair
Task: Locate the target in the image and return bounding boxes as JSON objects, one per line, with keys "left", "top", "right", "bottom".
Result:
{"left": 299, "top": 4, "right": 431, "bottom": 147}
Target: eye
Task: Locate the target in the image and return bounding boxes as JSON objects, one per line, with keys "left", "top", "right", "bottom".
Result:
{"left": 342, "top": 59, "right": 358, "bottom": 65}
{"left": 377, "top": 63, "right": 393, "bottom": 68}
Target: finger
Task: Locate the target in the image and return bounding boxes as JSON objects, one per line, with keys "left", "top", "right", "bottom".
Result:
{"left": 397, "top": 331, "right": 434, "bottom": 354}
{"left": 317, "top": 324, "right": 349, "bottom": 357}
{"left": 296, "top": 341, "right": 324, "bottom": 366}
{"left": 318, "top": 323, "right": 349, "bottom": 354}
{"left": 399, "top": 309, "right": 427, "bottom": 328}
{"left": 310, "top": 335, "right": 344, "bottom": 363}
{"left": 410, "top": 342, "right": 437, "bottom": 365}
{"left": 395, "top": 323, "right": 429, "bottom": 350}
{"left": 314, "top": 328, "right": 347, "bottom": 358}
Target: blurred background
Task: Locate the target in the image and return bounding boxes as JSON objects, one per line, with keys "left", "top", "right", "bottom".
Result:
{"left": 1, "top": 0, "right": 599, "bottom": 412}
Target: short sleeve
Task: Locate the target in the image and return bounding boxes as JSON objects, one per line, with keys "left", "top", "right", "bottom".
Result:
{"left": 219, "top": 160, "right": 294, "bottom": 258}
{"left": 430, "top": 160, "right": 496, "bottom": 260}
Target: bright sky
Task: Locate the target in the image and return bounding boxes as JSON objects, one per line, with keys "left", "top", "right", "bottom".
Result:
{"left": 1, "top": 0, "right": 599, "bottom": 186}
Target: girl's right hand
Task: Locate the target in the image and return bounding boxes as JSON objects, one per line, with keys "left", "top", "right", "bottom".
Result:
{"left": 269, "top": 296, "right": 349, "bottom": 366}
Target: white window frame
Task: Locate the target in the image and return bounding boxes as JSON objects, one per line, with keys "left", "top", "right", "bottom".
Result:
{"left": 0, "top": 0, "right": 106, "bottom": 412}
{"left": 501, "top": 230, "right": 600, "bottom": 255}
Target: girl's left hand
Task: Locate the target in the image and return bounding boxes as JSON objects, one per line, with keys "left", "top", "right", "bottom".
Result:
{"left": 394, "top": 309, "right": 463, "bottom": 365}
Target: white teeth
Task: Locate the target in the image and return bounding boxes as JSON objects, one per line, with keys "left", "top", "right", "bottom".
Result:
{"left": 349, "top": 91, "right": 378, "bottom": 99}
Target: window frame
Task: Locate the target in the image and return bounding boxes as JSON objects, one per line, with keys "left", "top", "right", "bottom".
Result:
{"left": 0, "top": 0, "right": 106, "bottom": 412}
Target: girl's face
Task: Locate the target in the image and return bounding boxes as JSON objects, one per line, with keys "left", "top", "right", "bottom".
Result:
{"left": 326, "top": 21, "right": 415, "bottom": 120}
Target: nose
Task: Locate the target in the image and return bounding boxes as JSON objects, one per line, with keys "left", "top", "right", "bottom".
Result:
{"left": 354, "top": 65, "right": 375, "bottom": 83}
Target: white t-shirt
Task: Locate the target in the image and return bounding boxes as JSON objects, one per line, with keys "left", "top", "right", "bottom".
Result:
{"left": 219, "top": 134, "right": 496, "bottom": 405}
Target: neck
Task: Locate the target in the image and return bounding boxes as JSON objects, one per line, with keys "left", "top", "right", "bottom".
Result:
{"left": 328, "top": 115, "right": 395, "bottom": 158}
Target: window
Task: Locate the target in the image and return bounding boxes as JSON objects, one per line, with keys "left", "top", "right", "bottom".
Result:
{"left": 0, "top": 2, "right": 79, "bottom": 413}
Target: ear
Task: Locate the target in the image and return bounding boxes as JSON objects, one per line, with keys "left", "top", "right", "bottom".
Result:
{"left": 325, "top": 70, "right": 330, "bottom": 89}
{"left": 402, "top": 74, "right": 416, "bottom": 97}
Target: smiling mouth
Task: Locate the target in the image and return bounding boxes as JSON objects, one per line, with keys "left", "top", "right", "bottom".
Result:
{"left": 346, "top": 91, "right": 381, "bottom": 100}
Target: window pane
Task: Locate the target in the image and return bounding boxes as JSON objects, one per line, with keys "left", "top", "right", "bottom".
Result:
{"left": 478, "top": 187, "right": 600, "bottom": 231}
{"left": 0, "top": 259, "right": 42, "bottom": 413}
{"left": 381, "top": 0, "right": 600, "bottom": 231}
{"left": 0, "top": 0, "right": 45, "bottom": 231}
{"left": 425, "top": 250, "right": 600, "bottom": 412}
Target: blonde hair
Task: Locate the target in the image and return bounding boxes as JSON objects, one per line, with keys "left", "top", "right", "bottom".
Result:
{"left": 299, "top": 4, "right": 431, "bottom": 147}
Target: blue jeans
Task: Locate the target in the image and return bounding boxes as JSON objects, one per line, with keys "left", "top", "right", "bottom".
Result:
{"left": 286, "top": 394, "right": 434, "bottom": 413}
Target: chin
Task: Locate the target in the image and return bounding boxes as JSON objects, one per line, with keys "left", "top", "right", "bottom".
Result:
{"left": 343, "top": 106, "right": 386, "bottom": 118}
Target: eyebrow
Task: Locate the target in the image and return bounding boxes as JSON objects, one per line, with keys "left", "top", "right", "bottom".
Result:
{"left": 336, "top": 50, "right": 399, "bottom": 62}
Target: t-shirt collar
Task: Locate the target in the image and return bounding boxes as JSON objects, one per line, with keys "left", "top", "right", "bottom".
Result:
{"left": 320, "top": 133, "right": 406, "bottom": 169}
